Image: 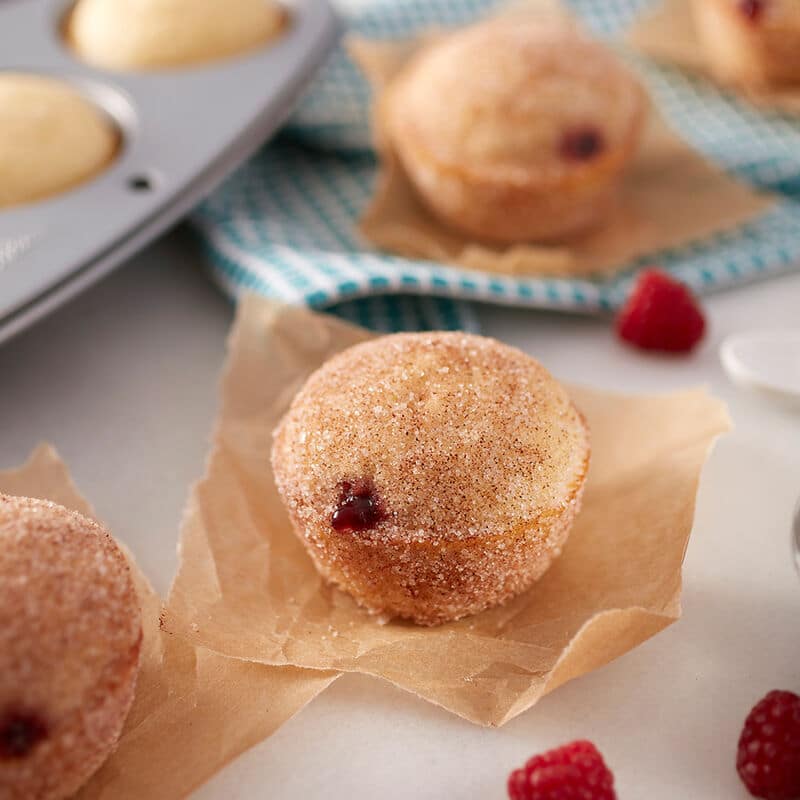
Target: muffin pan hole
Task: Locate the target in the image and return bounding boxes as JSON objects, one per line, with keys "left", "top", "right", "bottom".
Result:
{"left": 127, "top": 173, "right": 156, "bottom": 193}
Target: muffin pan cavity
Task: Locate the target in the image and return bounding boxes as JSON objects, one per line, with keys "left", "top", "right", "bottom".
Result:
{"left": 0, "top": 0, "right": 337, "bottom": 344}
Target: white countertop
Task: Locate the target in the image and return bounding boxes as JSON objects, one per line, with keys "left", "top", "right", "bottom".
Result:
{"left": 1, "top": 229, "right": 798, "bottom": 799}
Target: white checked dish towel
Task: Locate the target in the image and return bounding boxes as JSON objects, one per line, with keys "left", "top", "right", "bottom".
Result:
{"left": 192, "top": 0, "right": 800, "bottom": 332}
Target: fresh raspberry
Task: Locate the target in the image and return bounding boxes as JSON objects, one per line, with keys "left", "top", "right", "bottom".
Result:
{"left": 507, "top": 740, "right": 616, "bottom": 800}
{"left": 737, "top": 690, "right": 800, "bottom": 800}
{"left": 615, "top": 268, "right": 706, "bottom": 353}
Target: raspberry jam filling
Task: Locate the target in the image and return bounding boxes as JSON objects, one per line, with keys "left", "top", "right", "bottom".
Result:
{"left": 738, "top": 0, "right": 765, "bottom": 22}
{"left": 0, "top": 710, "right": 48, "bottom": 759}
{"left": 331, "top": 480, "right": 384, "bottom": 532}
{"left": 559, "top": 126, "right": 606, "bottom": 162}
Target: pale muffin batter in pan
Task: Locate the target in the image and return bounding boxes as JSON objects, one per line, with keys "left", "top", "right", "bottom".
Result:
{"left": 67, "top": 0, "right": 286, "bottom": 70}
{"left": 0, "top": 74, "right": 118, "bottom": 209}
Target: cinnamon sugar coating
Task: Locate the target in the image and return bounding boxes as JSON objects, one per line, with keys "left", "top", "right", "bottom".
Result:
{"left": 0, "top": 496, "right": 141, "bottom": 800}
{"left": 383, "top": 16, "right": 646, "bottom": 244}
{"left": 272, "top": 333, "right": 590, "bottom": 626}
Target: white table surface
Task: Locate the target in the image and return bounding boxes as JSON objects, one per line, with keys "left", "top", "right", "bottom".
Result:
{"left": 1, "top": 228, "right": 798, "bottom": 799}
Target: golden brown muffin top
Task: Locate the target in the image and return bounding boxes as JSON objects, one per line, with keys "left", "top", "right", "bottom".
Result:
{"left": 386, "top": 16, "right": 645, "bottom": 184}
{"left": 0, "top": 496, "right": 141, "bottom": 765}
{"left": 272, "top": 332, "right": 589, "bottom": 545}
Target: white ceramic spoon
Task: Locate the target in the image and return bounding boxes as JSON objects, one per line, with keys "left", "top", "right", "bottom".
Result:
{"left": 720, "top": 329, "right": 800, "bottom": 404}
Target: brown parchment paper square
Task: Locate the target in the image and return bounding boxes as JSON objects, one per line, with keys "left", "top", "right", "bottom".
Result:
{"left": 351, "top": 1, "right": 776, "bottom": 278}
{"left": 161, "top": 295, "right": 731, "bottom": 727}
{"left": 0, "top": 445, "right": 338, "bottom": 800}
{"left": 628, "top": 0, "right": 800, "bottom": 113}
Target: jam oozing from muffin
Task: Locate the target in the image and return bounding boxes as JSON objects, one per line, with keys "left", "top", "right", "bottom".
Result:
{"left": 331, "top": 481, "right": 384, "bottom": 532}
{"left": 738, "top": 0, "right": 765, "bottom": 22}
{"left": 559, "top": 126, "right": 606, "bottom": 162}
{"left": 0, "top": 709, "right": 48, "bottom": 759}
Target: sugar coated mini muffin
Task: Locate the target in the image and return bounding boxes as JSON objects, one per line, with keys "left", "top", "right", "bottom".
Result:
{"left": 692, "top": 0, "right": 800, "bottom": 88}
{"left": 0, "top": 496, "right": 141, "bottom": 800}
{"left": 272, "top": 333, "right": 590, "bottom": 626}
{"left": 67, "top": 0, "right": 286, "bottom": 71}
{"left": 0, "top": 74, "right": 118, "bottom": 210}
{"left": 382, "top": 16, "right": 646, "bottom": 244}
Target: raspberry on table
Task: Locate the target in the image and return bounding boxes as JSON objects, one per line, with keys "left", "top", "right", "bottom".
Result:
{"left": 507, "top": 739, "right": 616, "bottom": 800}
{"left": 615, "top": 268, "right": 706, "bottom": 353}
{"left": 737, "top": 690, "right": 800, "bottom": 800}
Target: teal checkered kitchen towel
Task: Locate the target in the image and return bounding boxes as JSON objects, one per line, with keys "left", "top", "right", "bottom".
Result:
{"left": 193, "top": 0, "right": 800, "bottom": 330}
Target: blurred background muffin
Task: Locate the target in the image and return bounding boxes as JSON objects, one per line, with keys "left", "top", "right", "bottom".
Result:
{"left": 691, "top": 0, "right": 800, "bottom": 88}
{"left": 383, "top": 16, "right": 646, "bottom": 244}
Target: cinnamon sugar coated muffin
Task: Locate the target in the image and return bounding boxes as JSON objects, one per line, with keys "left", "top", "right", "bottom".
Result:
{"left": 382, "top": 16, "right": 646, "bottom": 244}
{"left": 67, "top": 0, "right": 285, "bottom": 71}
{"left": 0, "top": 74, "right": 118, "bottom": 209}
{"left": 692, "top": 0, "right": 800, "bottom": 88}
{"left": 0, "top": 496, "right": 141, "bottom": 800}
{"left": 272, "top": 333, "right": 590, "bottom": 626}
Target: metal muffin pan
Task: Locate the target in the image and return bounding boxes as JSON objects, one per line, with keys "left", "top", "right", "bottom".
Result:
{"left": 0, "top": 0, "right": 339, "bottom": 344}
